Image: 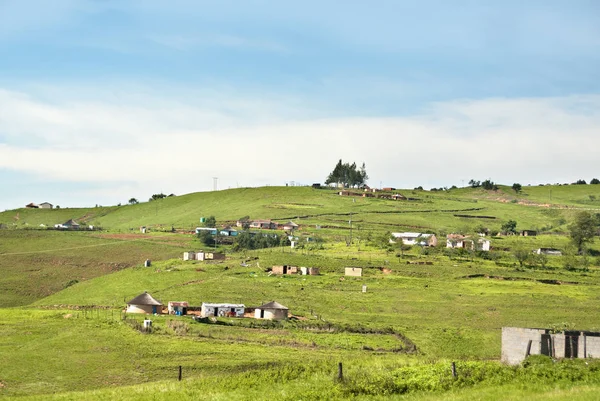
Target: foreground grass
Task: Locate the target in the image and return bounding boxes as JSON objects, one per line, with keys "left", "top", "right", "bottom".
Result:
{"left": 9, "top": 353, "right": 600, "bottom": 400}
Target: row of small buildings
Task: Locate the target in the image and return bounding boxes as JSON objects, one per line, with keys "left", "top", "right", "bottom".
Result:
{"left": 125, "top": 292, "right": 289, "bottom": 320}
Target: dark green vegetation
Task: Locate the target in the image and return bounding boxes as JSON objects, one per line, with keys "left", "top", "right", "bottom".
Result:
{"left": 1, "top": 184, "right": 600, "bottom": 399}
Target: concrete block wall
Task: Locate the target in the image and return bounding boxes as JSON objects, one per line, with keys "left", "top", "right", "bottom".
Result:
{"left": 585, "top": 335, "right": 600, "bottom": 358}
{"left": 501, "top": 327, "right": 546, "bottom": 365}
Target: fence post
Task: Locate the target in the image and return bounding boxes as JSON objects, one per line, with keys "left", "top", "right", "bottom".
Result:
{"left": 451, "top": 362, "right": 457, "bottom": 378}
{"left": 337, "top": 362, "right": 343, "bottom": 381}
{"left": 178, "top": 365, "right": 182, "bottom": 381}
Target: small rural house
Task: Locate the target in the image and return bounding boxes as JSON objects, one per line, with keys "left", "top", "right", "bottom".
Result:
{"left": 446, "top": 234, "right": 490, "bottom": 251}
{"left": 345, "top": 267, "right": 363, "bottom": 277}
{"left": 391, "top": 233, "right": 437, "bottom": 247}
{"left": 168, "top": 301, "right": 189, "bottom": 315}
{"left": 536, "top": 248, "right": 562, "bottom": 256}
{"left": 126, "top": 292, "right": 163, "bottom": 314}
{"left": 55, "top": 219, "right": 80, "bottom": 230}
{"left": 281, "top": 221, "right": 299, "bottom": 231}
{"left": 501, "top": 327, "right": 600, "bottom": 365}
{"left": 272, "top": 265, "right": 298, "bottom": 275}
{"left": 201, "top": 303, "right": 245, "bottom": 318}
{"left": 219, "top": 226, "right": 238, "bottom": 236}
{"left": 25, "top": 202, "right": 39, "bottom": 208}
{"left": 249, "top": 220, "right": 277, "bottom": 229}
{"left": 300, "top": 267, "right": 320, "bottom": 275}
{"left": 39, "top": 202, "right": 53, "bottom": 209}
{"left": 520, "top": 230, "right": 537, "bottom": 237}
{"left": 195, "top": 227, "right": 218, "bottom": 235}
{"left": 254, "top": 301, "right": 289, "bottom": 320}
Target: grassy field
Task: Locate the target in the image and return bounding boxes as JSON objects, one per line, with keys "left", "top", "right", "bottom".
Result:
{"left": 2, "top": 185, "right": 599, "bottom": 234}
{"left": 2, "top": 184, "right": 600, "bottom": 399}
{"left": 0, "top": 230, "right": 195, "bottom": 307}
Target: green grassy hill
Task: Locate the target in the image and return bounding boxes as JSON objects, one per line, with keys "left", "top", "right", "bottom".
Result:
{"left": 3, "top": 185, "right": 600, "bottom": 234}
{"left": 2, "top": 184, "right": 600, "bottom": 399}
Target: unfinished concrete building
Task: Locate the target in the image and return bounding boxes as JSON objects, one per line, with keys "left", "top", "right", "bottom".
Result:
{"left": 502, "top": 327, "right": 600, "bottom": 365}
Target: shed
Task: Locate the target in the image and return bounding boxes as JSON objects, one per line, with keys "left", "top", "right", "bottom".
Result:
{"left": 345, "top": 267, "right": 363, "bottom": 277}
{"left": 168, "top": 301, "right": 189, "bottom": 315}
{"left": 126, "top": 292, "right": 163, "bottom": 314}
{"left": 254, "top": 301, "right": 289, "bottom": 320}
{"left": 201, "top": 303, "right": 245, "bottom": 318}
{"left": 521, "top": 230, "right": 538, "bottom": 237}
{"left": 39, "top": 202, "right": 53, "bottom": 209}
{"left": 25, "top": 202, "right": 39, "bottom": 208}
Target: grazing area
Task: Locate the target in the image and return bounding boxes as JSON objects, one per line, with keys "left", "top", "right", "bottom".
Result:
{"left": 1, "top": 184, "right": 600, "bottom": 400}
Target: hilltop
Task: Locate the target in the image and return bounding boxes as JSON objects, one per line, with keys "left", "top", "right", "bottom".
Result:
{"left": 3, "top": 184, "right": 600, "bottom": 234}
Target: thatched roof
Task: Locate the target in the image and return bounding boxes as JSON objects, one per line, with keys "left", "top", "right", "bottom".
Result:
{"left": 127, "top": 292, "right": 162, "bottom": 306}
{"left": 257, "top": 301, "right": 288, "bottom": 310}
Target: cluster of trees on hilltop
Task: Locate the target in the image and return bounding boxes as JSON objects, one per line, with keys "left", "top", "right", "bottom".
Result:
{"left": 325, "top": 159, "right": 369, "bottom": 188}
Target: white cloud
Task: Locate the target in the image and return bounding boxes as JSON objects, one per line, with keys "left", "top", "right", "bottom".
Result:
{"left": 1, "top": 86, "right": 599, "bottom": 208}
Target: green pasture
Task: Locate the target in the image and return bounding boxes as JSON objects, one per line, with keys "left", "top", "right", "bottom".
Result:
{"left": 0, "top": 230, "right": 194, "bottom": 307}
{"left": 2, "top": 184, "right": 600, "bottom": 399}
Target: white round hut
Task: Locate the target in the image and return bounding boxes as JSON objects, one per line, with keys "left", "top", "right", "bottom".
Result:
{"left": 126, "top": 291, "right": 163, "bottom": 314}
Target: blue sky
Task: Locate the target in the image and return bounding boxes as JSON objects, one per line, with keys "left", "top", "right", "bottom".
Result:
{"left": 1, "top": 0, "right": 599, "bottom": 210}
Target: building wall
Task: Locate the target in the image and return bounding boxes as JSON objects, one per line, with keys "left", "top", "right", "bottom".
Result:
{"left": 183, "top": 252, "right": 195, "bottom": 261}
{"left": 309, "top": 267, "right": 320, "bottom": 275}
{"left": 272, "top": 266, "right": 285, "bottom": 275}
{"left": 39, "top": 203, "right": 53, "bottom": 209}
{"left": 126, "top": 304, "right": 159, "bottom": 314}
{"left": 502, "top": 327, "right": 600, "bottom": 364}
{"left": 501, "top": 327, "right": 546, "bottom": 365}
{"left": 585, "top": 335, "right": 600, "bottom": 358}
{"left": 345, "top": 267, "right": 362, "bottom": 277}
{"left": 255, "top": 308, "right": 288, "bottom": 320}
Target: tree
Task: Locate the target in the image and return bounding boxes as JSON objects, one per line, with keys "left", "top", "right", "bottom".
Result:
{"left": 591, "top": 178, "right": 600, "bottom": 185}
{"left": 511, "top": 183, "right": 522, "bottom": 194}
{"left": 197, "top": 230, "right": 215, "bottom": 246}
{"left": 481, "top": 179, "right": 498, "bottom": 190}
{"left": 468, "top": 179, "right": 481, "bottom": 188}
{"left": 569, "top": 211, "right": 598, "bottom": 254}
{"left": 149, "top": 193, "right": 166, "bottom": 201}
{"left": 128, "top": 198, "right": 139, "bottom": 205}
{"left": 203, "top": 216, "right": 216, "bottom": 228}
{"left": 501, "top": 220, "right": 518, "bottom": 235}
{"left": 513, "top": 247, "right": 531, "bottom": 268}
{"left": 325, "top": 159, "right": 368, "bottom": 188}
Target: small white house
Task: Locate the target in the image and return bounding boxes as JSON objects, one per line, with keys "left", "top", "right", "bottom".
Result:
{"left": 168, "top": 301, "right": 189, "bottom": 315}
{"left": 536, "top": 248, "right": 562, "bottom": 256}
{"left": 39, "top": 202, "right": 53, "bottom": 209}
{"left": 391, "top": 232, "right": 437, "bottom": 247}
{"left": 345, "top": 267, "right": 363, "bottom": 277}
{"left": 201, "top": 303, "right": 245, "bottom": 318}
{"left": 446, "top": 234, "right": 490, "bottom": 251}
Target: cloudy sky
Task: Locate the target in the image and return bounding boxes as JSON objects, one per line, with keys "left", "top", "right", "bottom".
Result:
{"left": 1, "top": 0, "right": 599, "bottom": 210}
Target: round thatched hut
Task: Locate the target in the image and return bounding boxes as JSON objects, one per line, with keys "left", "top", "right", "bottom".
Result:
{"left": 254, "top": 301, "right": 289, "bottom": 320}
{"left": 126, "top": 291, "right": 163, "bottom": 314}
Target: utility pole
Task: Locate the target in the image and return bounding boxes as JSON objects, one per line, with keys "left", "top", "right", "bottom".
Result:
{"left": 212, "top": 177, "right": 218, "bottom": 191}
